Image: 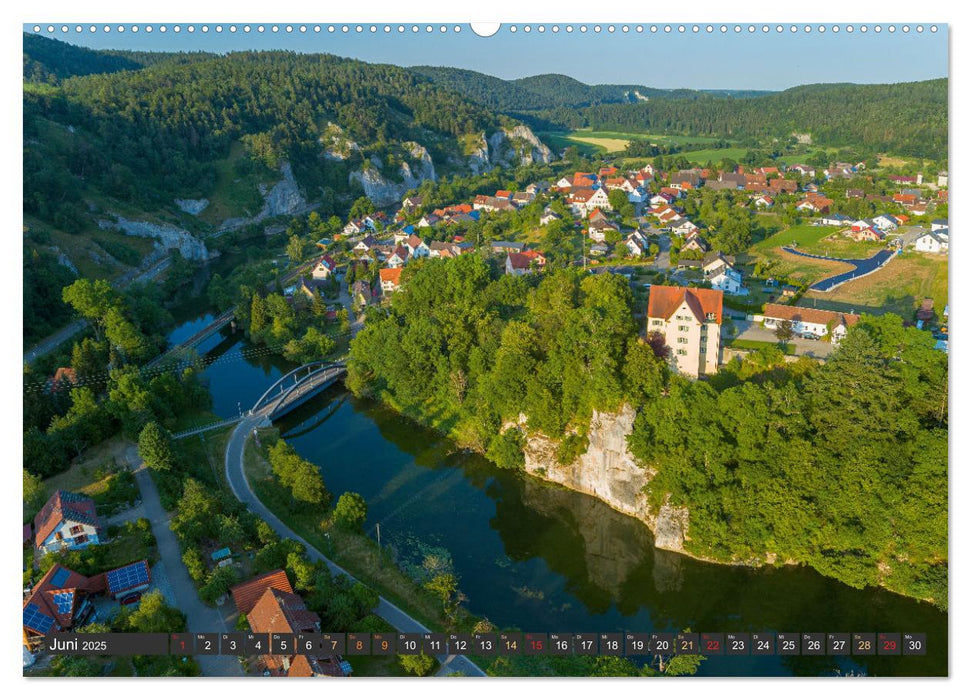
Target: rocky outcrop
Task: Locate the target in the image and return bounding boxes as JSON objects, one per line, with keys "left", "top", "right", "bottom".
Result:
{"left": 217, "top": 162, "right": 311, "bottom": 232}
{"left": 320, "top": 122, "right": 361, "bottom": 161}
{"left": 174, "top": 198, "right": 209, "bottom": 215}
{"left": 98, "top": 216, "right": 209, "bottom": 261}
{"left": 488, "top": 125, "right": 553, "bottom": 168}
{"left": 521, "top": 405, "right": 690, "bottom": 556}
{"left": 259, "top": 162, "right": 307, "bottom": 218}
{"left": 467, "top": 133, "right": 492, "bottom": 175}
{"left": 349, "top": 143, "right": 438, "bottom": 207}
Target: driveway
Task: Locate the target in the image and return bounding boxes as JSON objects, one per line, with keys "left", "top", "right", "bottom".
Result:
{"left": 126, "top": 447, "right": 244, "bottom": 677}
{"left": 781, "top": 246, "right": 896, "bottom": 292}
{"left": 727, "top": 319, "right": 834, "bottom": 358}
{"left": 224, "top": 417, "right": 485, "bottom": 677}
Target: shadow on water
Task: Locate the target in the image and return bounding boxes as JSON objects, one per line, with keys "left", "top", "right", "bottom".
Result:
{"left": 270, "top": 389, "right": 947, "bottom": 677}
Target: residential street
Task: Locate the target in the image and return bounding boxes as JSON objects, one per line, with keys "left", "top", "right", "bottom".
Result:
{"left": 223, "top": 417, "right": 485, "bottom": 677}
{"left": 125, "top": 446, "right": 245, "bottom": 677}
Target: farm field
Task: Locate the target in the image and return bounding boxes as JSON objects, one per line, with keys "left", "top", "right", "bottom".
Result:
{"left": 804, "top": 252, "right": 948, "bottom": 318}
{"left": 752, "top": 223, "right": 886, "bottom": 259}
{"left": 543, "top": 129, "right": 734, "bottom": 156}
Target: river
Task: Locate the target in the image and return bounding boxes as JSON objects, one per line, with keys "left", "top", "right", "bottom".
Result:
{"left": 172, "top": 313, "right": 948, "bottom": 677}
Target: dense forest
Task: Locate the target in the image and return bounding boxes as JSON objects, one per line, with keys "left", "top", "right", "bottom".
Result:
{"left": 530, "top": 80, "right": 948, "bottom": 159}
{"left": 410, "top": 66, "right": 768, "bottom": 111}
{"left": 346, "top": 255, "right": 947, "bottom": 604}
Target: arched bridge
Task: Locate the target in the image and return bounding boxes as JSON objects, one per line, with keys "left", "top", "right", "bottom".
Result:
{"left": 173, "top": 360, "right": 346, "bottom": 440}
{"left": 251, "top": 360, "right": 347, "bottom": 421}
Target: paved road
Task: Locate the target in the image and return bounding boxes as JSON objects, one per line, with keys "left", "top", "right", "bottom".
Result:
{"left": 126, "top": 447, "right": 244, "bottom": 677}
{"left": 224, "top": 416, "right": 485, "bottom": 677}
{"left": 781, "top": 246, "right": 896, "bottom": 292}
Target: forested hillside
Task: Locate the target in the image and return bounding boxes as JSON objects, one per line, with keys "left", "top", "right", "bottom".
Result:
{"left": 532, "top": 80, "right": 948, "bottom": 158}
{"left": 410, "top": 66, "right": 766, "bottom": 112}
{"left": 24, "top": 46, "right": 505, "bottom": 234}
{"left": 23, "top": 33, "right": 144, "bottom": 83}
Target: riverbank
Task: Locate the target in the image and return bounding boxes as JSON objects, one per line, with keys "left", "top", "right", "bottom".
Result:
{"left": 360, "top": 386, "right": 942, "bottom": 608}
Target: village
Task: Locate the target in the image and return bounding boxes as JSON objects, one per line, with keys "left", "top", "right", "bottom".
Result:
{"left": 293, "top": 157, "right": 948, "bottom": 379}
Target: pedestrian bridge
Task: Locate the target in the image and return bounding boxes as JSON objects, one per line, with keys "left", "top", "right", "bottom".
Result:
{"left": 173, "top": 360, "right": 347, "bottom": 439}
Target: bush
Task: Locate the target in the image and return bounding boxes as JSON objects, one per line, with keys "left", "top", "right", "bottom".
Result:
{"left": 332, "top": 492, "right": 367, "bottom": 532}
{"left": 486, "top": 428, "right": 525, "bottom": 470}
{"left": 399, "top": 652, "right": 436, "bottom": 677}
{"left": 556, "top": 433, "right": 589, "bottom": 466}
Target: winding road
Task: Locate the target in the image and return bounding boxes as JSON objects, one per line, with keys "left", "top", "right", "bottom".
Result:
{"left": 781, "top": 246, "right": 896, "bottom": 292}
{"left": 224, "top": 415, "right": 486, "bottom": 677}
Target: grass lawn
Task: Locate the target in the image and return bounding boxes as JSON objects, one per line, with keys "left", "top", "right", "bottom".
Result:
{"left": 677, "top": 147, "right": 750, "bottom": 165}
{"left": 544, "top": 129, "right": 733, "bottom": 157}
{"left": 36, "top": 437, "right": 139, "bottom": 520}
{"left": 752, "top": 224, "right": 838, "bottom": 252}
{"left": 196, "top": 142, "right": 274, "bottom": 228}
{"left": 804, "top": 252, "right": 948, "bottom": 318}
{"left": 242, "top": 429, "right": 457, "bottom": 631}
{"left": 726, "top": 338, "right": 795, "bottom": 355}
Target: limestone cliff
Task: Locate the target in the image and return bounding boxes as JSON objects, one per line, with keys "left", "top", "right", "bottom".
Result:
{"left": 349, "top": 143, "right": 438, "bottom": 207}
{"left": 488, "top": 125, "right": 553, "bottom": 168}
{"left": 521, "top": 405, "right": 690, "bottom": 555}
{"left": 98, "top": 215, "right": 210, "bottom": 261}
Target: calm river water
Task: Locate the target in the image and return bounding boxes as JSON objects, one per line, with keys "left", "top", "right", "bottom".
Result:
{"left": 174, "top": 313, "right": 947, "bottom": 677}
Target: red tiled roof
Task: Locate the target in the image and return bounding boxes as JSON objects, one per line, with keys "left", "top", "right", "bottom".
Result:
{"left": 230, "top": 569, "right": 293, "bottom": 616}
{"left": 507, "top": 252, "right": 532, "bottom": 270}
{"left": 34, "top": 491, "right": 99, "bottom": 548}
{"left": 379, "top": 268, "right": 403, "bottom": 285}
{"left": 647, "top": 285, "right": 724, "bottom": 325}
{"left": 23, "top": 564, "right": 96, "bottom": 634}
{"left": 247, "top": 587, "right": 320, "bottom": 636}
{"left": 763, "top": 303, "right": 860, "bottom": 328}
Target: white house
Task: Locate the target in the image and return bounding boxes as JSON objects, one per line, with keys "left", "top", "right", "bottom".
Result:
{"left": 914, "top": 231, "right": 949, "bottom": 254}
{"left": 540, "top": 208, "right": 562, "bottom": 226}
{"left": 405, "top": 234, "right": 431, "bottom": 259}
{"left": 762, "top": 304, "right": 860, "bottom": 343}
{"left": 33, "top": 491, "right": 101, "bottom": 554}
{"left": 379, "top": 267, "right": 403, "bottom": 294}
{"left": 625, "top": 232, "right": 649, "bottom": 257}
{"left": 311, "top": 255, "right": 337, "bottom": 281}
{"left": 386, "top": 246, "right": 410, "bottom": 268}
{"left": 819, "top": 213, "right": 852, "bottom": 227}
{"left": 671, "top": 218, "right": 699, "bottom": 237}
{"left": 703, "top": 252, "right": 747, "bottom": 295}
{"left": 505, "top": 252, "right": 534, "bottom": 276}
{"left": 931, "top": 219, "right": 949, "bottom": 232}
{"left": 872, "top": 214, "right": 899, "bottom": 232}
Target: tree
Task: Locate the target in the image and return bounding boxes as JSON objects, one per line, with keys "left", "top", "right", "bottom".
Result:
{"left": 23, "top": 469, "right": 45, "bottom": 513}
{"left": 138, "top": 421, "right": 174, "bottom": 471}
{"left": 122, "top": 590, "right": 186, "bottom": 633}
{"left": 607, "top": 189, "right": 629, "bottom": 212}
{"left": 286, "top": 234, "right": 306, "bottom": 265}
{"left": 268, "top": 440, "right": 330, "bottom": 507}
{"left": 349, "top": 196, "right": 375, "bottom": 219}
{"left": 399, "top": 653, "right": 436, "bottom": 676}
{"left": 332, "top": 492, "right": 367, "bottom": 531}
{"left": 774, "top": 319, "right": 794, "bottom": 343}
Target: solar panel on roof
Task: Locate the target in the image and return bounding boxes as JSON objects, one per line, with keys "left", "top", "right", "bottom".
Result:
{"left": 23, "top": 603, "right": 55, "bottom": 634}
{"left": 106, "top": 561, "right": 150, "bottom": 593}
{"left": 49, "top": 568, "right": 70, "bottom": 587}
{"left": 53, "top": 591, "right": 74, "bottom": 615}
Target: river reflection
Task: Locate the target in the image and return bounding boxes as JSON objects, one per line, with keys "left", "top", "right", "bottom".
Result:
{"left": 183, "top": 321, "right": 947, "bottom": 677}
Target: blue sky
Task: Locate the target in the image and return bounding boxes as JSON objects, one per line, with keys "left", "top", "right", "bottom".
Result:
{"left": 24, "top": 24, "right": 948, "bottom": 91}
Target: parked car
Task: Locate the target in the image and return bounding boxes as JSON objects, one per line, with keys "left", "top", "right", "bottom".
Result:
{"left": 120, "top": 592, "right": 142, "bottom": 606}
{"left": 801, "top": 332, "right": 820, "bottom": 340}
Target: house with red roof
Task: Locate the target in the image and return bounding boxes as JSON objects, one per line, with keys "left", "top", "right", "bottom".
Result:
{"left": 379, "top": 267, "right": 404, "bottom": 294}
{"left": 235, "top": 570, "right": 347, "bottom": 677}
{"left": 33, "top": 491, "right": 101, "bottom": 554}
{"left": 23, "top": 564, "right": 100, "bottom": 650}
{"left": 646, "top": 285, "right": 724, "bottom": 377}
{"left": 311, "top": 255, "right": 337, "bottom": 281}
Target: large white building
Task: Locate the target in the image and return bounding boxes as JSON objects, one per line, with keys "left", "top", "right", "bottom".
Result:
{"left": 646, "top": 285, "right": 724, "bottom": 377}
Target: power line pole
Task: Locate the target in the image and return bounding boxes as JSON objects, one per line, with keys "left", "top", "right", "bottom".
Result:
{"left": 376, "top": 522, "right": 382, "bottom": 567}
